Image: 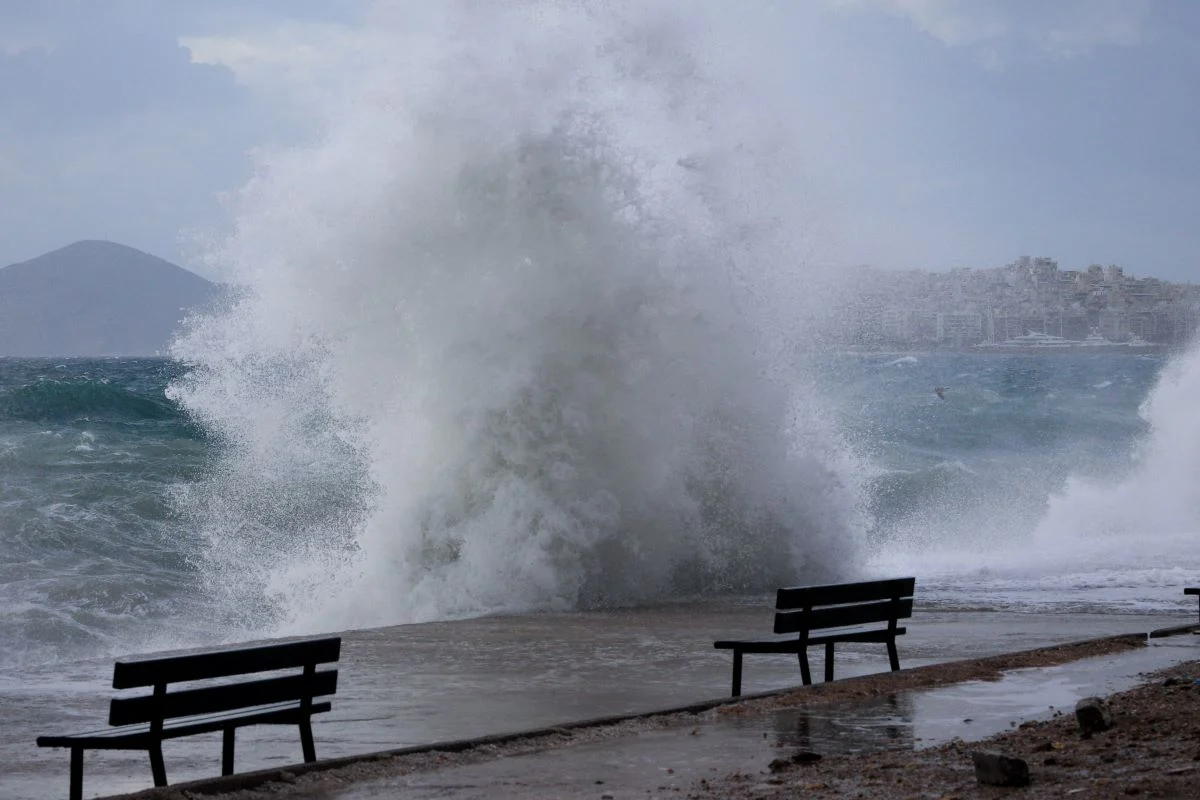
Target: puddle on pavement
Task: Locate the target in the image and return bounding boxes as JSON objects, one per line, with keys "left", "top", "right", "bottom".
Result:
{"left": 718, "top": 636, "right": 1198, "bottom": 754}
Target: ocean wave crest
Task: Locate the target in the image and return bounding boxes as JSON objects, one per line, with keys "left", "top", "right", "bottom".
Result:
{"left": 0, "top": 379, "right": 184, "bottom": 424}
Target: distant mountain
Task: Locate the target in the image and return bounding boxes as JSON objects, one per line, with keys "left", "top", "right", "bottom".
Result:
{"left": 0, "top": 240, "right": 220, "bottom": 357}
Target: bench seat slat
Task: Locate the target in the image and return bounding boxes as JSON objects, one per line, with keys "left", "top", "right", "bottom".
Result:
{"left": 109, "top": 670, "right": 337, "bottom": 726}
{"left": 776, "top": 577, "right": 915, "bottom": 609}
{"left": 39, "top": 701, "right": 332, "bottom": 750}
{"left": 714, "top": 626, "right": 908, "bottom": 653}
{"left": 774, "top": 598, "right": 913, "bottom": 634}
{"left": 113, "top": 637, "right": 341, "bottom": 689}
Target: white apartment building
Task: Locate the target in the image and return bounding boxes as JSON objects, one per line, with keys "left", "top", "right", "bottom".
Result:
{"left": 936, "top": 312, "right": 984, "bottom": 345}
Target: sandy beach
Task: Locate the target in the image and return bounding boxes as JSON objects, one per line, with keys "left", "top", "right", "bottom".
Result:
{"left": 98, "top": 630, "right": 1200, "bottom": 800}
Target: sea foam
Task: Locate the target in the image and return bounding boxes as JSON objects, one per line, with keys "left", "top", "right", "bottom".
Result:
{"left": 169, "top": 2, "right": 868, "bottom": 635}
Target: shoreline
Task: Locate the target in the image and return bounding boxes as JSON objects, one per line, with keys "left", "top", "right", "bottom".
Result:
{"left": 102, "top": 631, "right": 1165, "bottom": 800}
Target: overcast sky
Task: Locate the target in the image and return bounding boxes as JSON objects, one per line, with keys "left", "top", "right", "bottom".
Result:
{"left": 1, "top": 0, "right": 1197, "bottom": 282}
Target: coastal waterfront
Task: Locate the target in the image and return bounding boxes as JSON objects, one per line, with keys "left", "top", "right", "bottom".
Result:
{"left": 837, "top": 257, "right": 1199, "bottom": 351}
{"left": 5, "top": 3, "right": 1200, "bottom": 797}
{"left": 3, "top": 351, "right": 1200, "bottom": 797}
{"left": 973, "top": 330, "right": 1163, "bottom": 354}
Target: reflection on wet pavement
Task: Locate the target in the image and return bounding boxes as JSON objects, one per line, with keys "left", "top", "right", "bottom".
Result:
{"left": 759, "top": 693, "right": 914, "bottom": 752}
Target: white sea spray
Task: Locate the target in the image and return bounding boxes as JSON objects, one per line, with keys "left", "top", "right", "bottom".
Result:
{"left": 169, "top": 1, "right": 870, "bottom": 635}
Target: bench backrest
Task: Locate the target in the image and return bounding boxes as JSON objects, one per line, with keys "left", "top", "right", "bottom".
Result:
{"left": 773, "top": 577, "right": 915, "bottom": 636}
{"left": 108, "top": 637, "right": 341, "bottom": 727}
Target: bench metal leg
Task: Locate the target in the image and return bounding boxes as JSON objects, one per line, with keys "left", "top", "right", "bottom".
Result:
{"left": 798, "top": 648, "right": 812, "bottom": 686}
{"left": 887, "top": 637, "right": 900, "bottom": 671}
{"left": 69, "top": 747, "right": 83, "bottom": 800}
{"left": 300, "top": 718, "right": 316, "bottom": 763}
{"left": 824, "top": 642, "right": 835, "bottom": 682}
{"left": 222, "top": 728, "right": 236, "bottom": 776}
{"left": 730, "top": 651, "right": 743, "bottom": 697}
{"left": 149, "top": 743, "right": 167, "bottom": 787}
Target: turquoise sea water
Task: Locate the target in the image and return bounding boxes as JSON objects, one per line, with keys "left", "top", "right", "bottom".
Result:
{"left": 1, "top": 351, "right": 1192, "bottom": 675}
{"left": 0, "top": 359, "right": 213, "bottom": 670}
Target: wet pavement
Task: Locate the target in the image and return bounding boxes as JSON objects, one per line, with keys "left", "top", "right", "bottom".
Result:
{"left": 13, "top": 606, "right": 1194, "bottom": 800}
{"left": 312, "top": 635, "right": 1200, "bottom": 800}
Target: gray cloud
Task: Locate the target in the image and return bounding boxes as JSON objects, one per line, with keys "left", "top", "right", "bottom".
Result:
{"left": 831, "top": 0, "right": 1151, "bottom": 67}
{"left": 0, "top": 1, "right": 337, "bottom": 271}
{"left": 0, "top": 31, "right": 238, "bottom": 133}
{"left": 0, "top": 0, "right": 364, "bottom": 308}
{"left": 0, "top": 1, "right": 1197, "bottom": 282}
{"left": 0, "top": 0, "right": 362, "bottom": 133}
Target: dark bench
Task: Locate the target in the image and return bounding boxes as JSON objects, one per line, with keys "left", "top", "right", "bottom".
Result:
{"left": 37, "top": 636, "right": 340, "bottom": 800}
{"left": 1186, "top": 587, "right": 1199, "bottom": 623}
{"left": 714, "top": 577, "right": 915, "bottom": 696}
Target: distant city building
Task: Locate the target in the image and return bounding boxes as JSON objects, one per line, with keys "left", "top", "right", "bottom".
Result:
{"left": 843, "top": 256, "right": 1199, "bottom": 350}
{"left": 937, "top": 312, "right": 983, "bottom": 346}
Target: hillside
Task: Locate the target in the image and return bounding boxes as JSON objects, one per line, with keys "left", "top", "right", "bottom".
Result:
{"left": 0, "top": 241, "right": 219, "bottom": 357}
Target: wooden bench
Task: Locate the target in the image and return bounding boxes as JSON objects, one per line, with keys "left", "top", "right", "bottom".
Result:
{"left": 714, "top": 577, "right": 915, "bottom": 696}
{"left": 1186, "top": 587, "right": 1200, "bottom": 623}
{"left": 37, "top": 636, "right": 340, "bottom": 800}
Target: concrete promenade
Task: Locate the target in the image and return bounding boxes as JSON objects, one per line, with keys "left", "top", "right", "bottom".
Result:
{"left": 84, "top": 613, "right": 1200, "bottom": 800}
